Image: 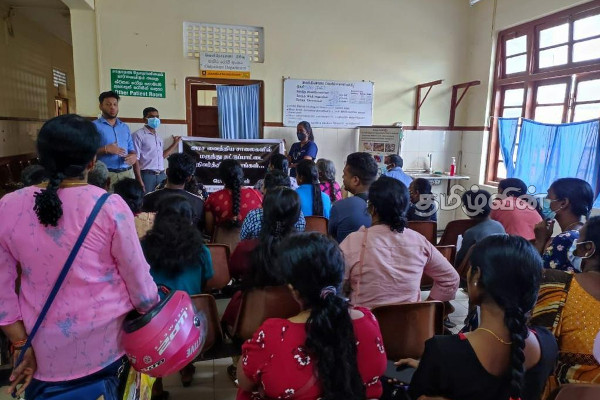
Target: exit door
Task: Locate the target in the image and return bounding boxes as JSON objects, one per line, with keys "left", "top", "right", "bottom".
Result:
{"left": 190, "top": 85, "right": 219, "bottom": 138}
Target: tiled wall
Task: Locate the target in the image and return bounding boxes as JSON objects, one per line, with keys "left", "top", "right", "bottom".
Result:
{"left": 0, "top": 120, "right": 41, "bottom": 157}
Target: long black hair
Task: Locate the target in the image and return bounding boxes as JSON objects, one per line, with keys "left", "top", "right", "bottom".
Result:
{"left": 368, "top": 176, "right": 408, "bottom": 233}
{"left": 296, "top": 159, "right": 324, "bottom": 216}
{"left": 276, "top": 233, "right": 365, "bottom": 400}
{"left": 270, "top": 153, "right": 290, "bottom": 173}
{"left": 469, "top": 235, "right": 542, "bottom": 400}
{"left": 113, "top": 178, "right": 144, "bottom": 214}
{"left": 143, "top": 195, "right": 205, "bottom": 274}
{"left": 247, "top": 187, "right": 300, "bottom": 287}
{"left": 498, "top": 178, "right": 527, "bottom": 198}
{"left": 218, "top": 159, "right": 245, "bottom": 226}
{"left": 550, "top": 177, "right": 594, "bottom": 219}
{"left": 34, "top": 114, "right": 101, "bottom": 226}
{"left": 298, "top": 121, "right": 314, "bottom": 142}
{"left": 317, "top": 159, "right": 338, "bottom": 204}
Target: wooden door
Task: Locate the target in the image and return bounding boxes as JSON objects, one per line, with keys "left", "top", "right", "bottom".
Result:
{"left": 191, "top": 86, "right": 219, "bottom": 138}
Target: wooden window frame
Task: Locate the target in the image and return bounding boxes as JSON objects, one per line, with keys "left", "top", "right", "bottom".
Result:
{"left": 486, "top": 0, "right": 600, "bottom": 184}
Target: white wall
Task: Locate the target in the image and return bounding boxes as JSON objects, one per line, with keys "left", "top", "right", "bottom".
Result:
{"left": 77, "top": 0, "right": 473, "bottom": 128}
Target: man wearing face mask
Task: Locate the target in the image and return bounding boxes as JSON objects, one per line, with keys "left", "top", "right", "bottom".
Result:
{"left": 132, "top": 107, "right": 181, "bottom": 194}
{"left": 288, "top": 121, "right": 318, "bottom": 178}
{"left": 383, "top": 154, "right": 413, "bottom": 188}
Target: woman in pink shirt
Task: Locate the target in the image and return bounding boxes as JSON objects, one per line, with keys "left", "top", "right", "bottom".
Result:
{"left": 490, "top": 178, "right": 542, "bottom": 241}
{"left": 340, "top": 176, "right": 459, "bottom": 309}
{"left": 0, "top": 115, "right": 159, "bottom": 398}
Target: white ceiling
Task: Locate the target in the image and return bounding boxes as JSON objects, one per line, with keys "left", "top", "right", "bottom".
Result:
{"left": 2, "top": 0, "right": 71, "bottom": 44}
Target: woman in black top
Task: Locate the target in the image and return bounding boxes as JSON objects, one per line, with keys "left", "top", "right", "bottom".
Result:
{"left": 399, "top": 235, "right": 558, "bottom": 400}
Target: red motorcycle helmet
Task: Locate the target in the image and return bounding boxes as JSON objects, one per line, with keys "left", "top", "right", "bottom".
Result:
{"left": 121, "top": 290, "right": 207, "bottom": 377}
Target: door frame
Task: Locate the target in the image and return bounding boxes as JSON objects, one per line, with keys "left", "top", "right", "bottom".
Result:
{"left": 185, "top": 77, "right": 265, "bottom": 138}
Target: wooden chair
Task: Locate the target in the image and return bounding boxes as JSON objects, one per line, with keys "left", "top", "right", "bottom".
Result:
{"left": 408, "top": 221, "right": 438, "bottom": 245}
{"left": 232, "top": 285, "right": 302, "bottom": 342}
{"left": 304, "top": 216, "right": 329, "bottom": 235}
{"left": 211, "top": 225, "right": 242, "bottom": 253}
{"left": 420, "top": 245, "right": 455, "bottom": 289}
{"left": 190, "top": 294, "right": 222, "bottom": 355}
{"left": 205, "top": 244, "right": 231, "bottom": 291}
{"left": 553, "top": 384, "right": 600, "bottom": 400}
{"left": 372, "top": 301, "right": 445, "bottom": 360}
{"left": 438, "top": 219, "right": 479, "bottom": 247}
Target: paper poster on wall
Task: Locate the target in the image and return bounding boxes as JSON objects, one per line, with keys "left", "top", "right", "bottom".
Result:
{"left": 283, "top": 78, "right": 374, "bottom": 128}
{"left": 200, "top": 52, "right": 251, "bottom": 79}
{"left": 180, "top": 137, "right": 283, "bottom": 192}
{"left": 111, "top": 69, "right": 165, "bottom": 98}
{"left": 358, "top": 126, "right": 402, "bottom": 173}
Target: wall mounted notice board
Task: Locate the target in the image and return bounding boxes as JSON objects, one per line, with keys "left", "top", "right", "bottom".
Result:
{"left": 283, "top": 78, "right": 373, "bottom": 128}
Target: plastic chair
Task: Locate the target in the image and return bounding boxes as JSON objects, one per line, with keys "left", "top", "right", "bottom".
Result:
{"left": 408, "top": 221, "right": 438, "bottom": 245}
{"left": 205, "top": 244, "right": 231, "bottom": 291}
{"left": 304, "top": 216, "right": 329, "bottom": 235}
{"left": 372, "top": 301, "right": 444, "bottom": 361}
{"left": 233, "top": 286, "right": 302, "bottom": 341}
{"left": 211, "top": 225, "right": 242, "bottom": 252}
{"left": 554, "top": 384, "right": 600, "bottom": 400}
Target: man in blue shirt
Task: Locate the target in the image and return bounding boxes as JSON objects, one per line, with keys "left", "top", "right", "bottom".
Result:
{"left": 383, "top": 154, "right": 413, "bottom": 188}
{"left": 92, "top": 91, "right": 138, "bottom": 191}
{"left": 329, "top": 152, "right": 378, "bottom": 243}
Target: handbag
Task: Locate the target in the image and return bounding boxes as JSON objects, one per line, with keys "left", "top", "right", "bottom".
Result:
{"left": 13, "top": 193, "right": 122, "bottom": 400}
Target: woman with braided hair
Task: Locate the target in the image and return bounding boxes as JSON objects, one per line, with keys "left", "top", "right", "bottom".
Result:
{"left": 317, "top": 159, "right": 342, "bottom": 203}
{"left": 0, "top": 114, "right": 158, "bottom": 399}
{"left": 204, "top": 159, "right": 262, "bottom": 235}
{"left": 399, "top": 235, "right": 558, "bottom": 400}
{"left": 236, "top": 233, "right": 387, "bottom": 400}
{"left": 295, "top": 159, "right": 331, "bottom": 218}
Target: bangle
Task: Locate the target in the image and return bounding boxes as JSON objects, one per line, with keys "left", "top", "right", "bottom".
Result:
{"left": 104, "top": 145, "right": 108, "bottom": 154}
{"left": 12, "top": 339, "right": 27, "bottom": 347}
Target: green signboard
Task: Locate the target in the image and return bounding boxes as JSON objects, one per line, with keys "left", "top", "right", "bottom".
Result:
{"left": 110, "top": 69, "right": 166, "bottom": 98}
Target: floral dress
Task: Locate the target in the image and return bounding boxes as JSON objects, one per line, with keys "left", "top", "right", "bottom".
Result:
{"left": 542, "top": 229, "right": 580, "bottom": 272}
{"left": 237, "top": 307, "right": 387, "bottom": 400}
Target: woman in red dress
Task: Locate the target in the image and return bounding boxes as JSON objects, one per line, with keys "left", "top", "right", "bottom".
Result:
{"left": 236, "top": 233, "right": 387, "bottom": 400}
{"left": 204, "top": 159, "right": 262, "bottom": 235}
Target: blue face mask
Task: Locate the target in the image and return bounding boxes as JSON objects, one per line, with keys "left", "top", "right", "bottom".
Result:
{"left": 541, "top": 198, "right": 557, "bottom": 219}
{"left": 147, "top": 117, "right": 161, "bottom": 129}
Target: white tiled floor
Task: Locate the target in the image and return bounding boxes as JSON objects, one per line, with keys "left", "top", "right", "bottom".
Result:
{"left": 0, "top": 289, "right": 470, "bottom": 400}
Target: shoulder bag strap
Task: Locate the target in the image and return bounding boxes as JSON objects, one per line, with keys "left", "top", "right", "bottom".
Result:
{"left": 15, "top": 192, "right": 111, "bottom": 367}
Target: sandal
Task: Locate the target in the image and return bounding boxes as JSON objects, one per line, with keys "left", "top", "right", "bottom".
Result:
{"left": 180, "top": 363, "right": 196, "bottom": 387}
{"left": 227, "top": 364, "right": 237, "bottom": 383}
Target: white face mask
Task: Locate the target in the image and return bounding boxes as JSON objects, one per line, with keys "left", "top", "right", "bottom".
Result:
{"left": 569, "top": 239, "right": 596, "bottom": 271}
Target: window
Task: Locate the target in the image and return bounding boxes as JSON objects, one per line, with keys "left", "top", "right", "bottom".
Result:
{"left": 489, "top": 1, "right": 600, "bottom": 182}
{"left": 183, "top": 22, "right": 264, "bottom": 62}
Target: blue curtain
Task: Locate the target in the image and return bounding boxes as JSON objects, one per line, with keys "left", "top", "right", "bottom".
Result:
{"left": 217, "top": 84, "right": 259, "bottom": 139}
{"left": 511, "top": 118, "right": 600, "bottom": 206}
{"left": 498, "top": 117, "right": 519, "bottom": 177}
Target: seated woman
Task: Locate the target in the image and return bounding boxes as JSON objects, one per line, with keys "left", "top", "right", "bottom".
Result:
{"left": 402, "top": 235, "right": 558, "bottom": 400}
{"left": 223, "top": 187, "right": 301, "bottom": 328}
{"left": 255, "top": 153, "right": 298, "bottom": 192}
{"left": 240, "top": 170, "right": 306, "bottom": 241}
{"left": 295, "top": 159, "right": 332, "bottom": 218}
{"left": 530, "top": 216, "right": 600, "bottom": 397}
{"left": 490, "top": 178, "right": 541, "bottom": 240}
{"left": 236, "top": 233, "right": 387, "bottom": 400}
{"left": 141, "top": 195, "right": 213, "bottom": 396}
{"left": 407, "top": 178, "right": 437, "bottom": 222}
{"left": 340, "top": 176, "right": 459, "bottom": 309}
{"left": 113, "top": 178, "right": 155, "bottom": 238}
{"left": 317, "top": 158, "right": 342, "bottom": 203}
{"left": 454, "top": 189, "right": 506, "bottom": 268}
{"left": 204, "top": 159, "right": 263, "bottom": 235}
{"left": 533, "top": 178, "right": 594, "bottom": 272}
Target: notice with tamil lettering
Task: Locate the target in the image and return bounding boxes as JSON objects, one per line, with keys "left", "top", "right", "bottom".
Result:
{"left": 180, "top": 137, "right": 283, "bottom": 192}
{"left": 111, "top": 69, "right": 166, "bottom": 98}
{"left": 283, "top": 78, "right": 373, "bottom": 128}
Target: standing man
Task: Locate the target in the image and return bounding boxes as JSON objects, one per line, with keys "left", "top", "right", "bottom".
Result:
{"left": 383, "top": 154, "right": 413, "bottom": 188}
{"left": 132, "top": 107, "right": 181, "bottom": 194}
{"left": 329, "top": 152, "right": 378, "bottom": 243}
{"left": 93, "top": 91, "right": 137, "bottom": 191}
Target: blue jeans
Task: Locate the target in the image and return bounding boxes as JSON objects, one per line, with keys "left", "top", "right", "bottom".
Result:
{"left": 141, "top": 170, "right": 166, "bottom": 194}
{"left": 25, "top": 357, "right": 127, "bottom": 400}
